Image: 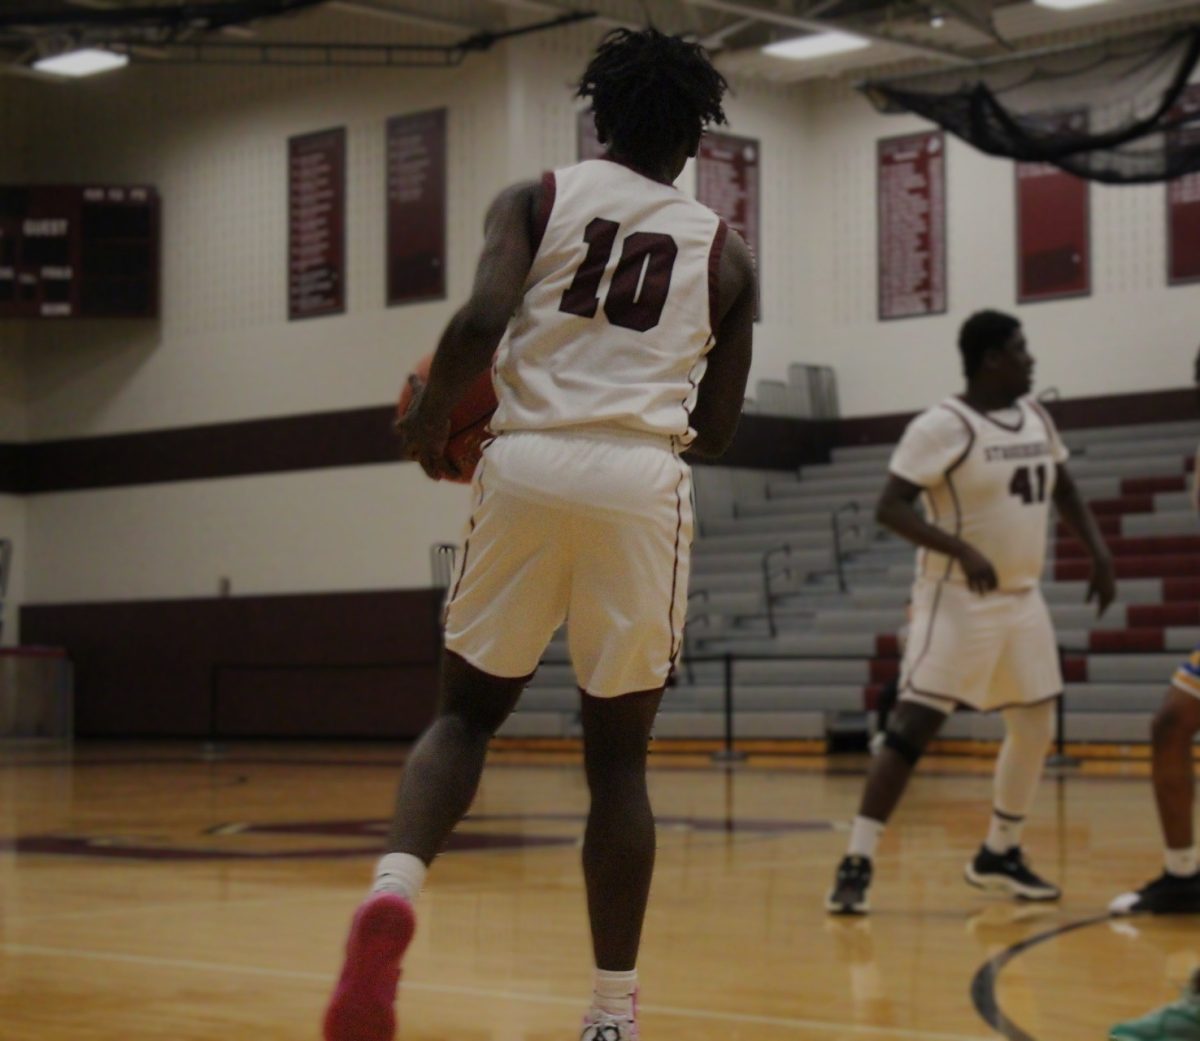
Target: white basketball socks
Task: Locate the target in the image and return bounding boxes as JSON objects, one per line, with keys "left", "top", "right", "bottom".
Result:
{"left": 1165, "top": 846, "right": 1199, "bottom": 878}
{"left": 987, "top": 702, "right": 1056, "bottom": 853}
{"left": 371, "top": 852, "right": 427, "bottom": 902}
{"left": 985, "top": 810, "right": 1025, "bottom": 855}
{"left": 848, "top": 816, "right": 885, "bottom": 860}
{"left": 592, "top": 968, "right": 637, "bottom": 1018}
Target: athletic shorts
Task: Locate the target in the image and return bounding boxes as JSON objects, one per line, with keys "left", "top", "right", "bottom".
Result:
{"left": 898, "top": 577, "right": 1063, "bottom": 714}
{"left": 443, "top": 428, "right": 693, "bottom": 698}
{"left": 1171, "top": 647, "right": 1200, "bottom": 699}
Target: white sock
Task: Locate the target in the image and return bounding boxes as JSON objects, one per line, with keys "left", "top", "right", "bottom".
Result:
{"left": 371, "top": 852, "right": 426, "bottom": 902}
{"left": 592, "top": 968, "right": 637, "bottom": 1018}
{"left": 1165, "top": 846, "right": 1199, "bottom": 878}
{"left": 985, "top": 810, "right": 1025, "bottom": 855}
{"left": 847, "top": 816, "right": 885, "bottom": 860}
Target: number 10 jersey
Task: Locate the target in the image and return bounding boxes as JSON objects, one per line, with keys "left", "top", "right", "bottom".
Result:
{"left": 889, "top": 397, "right": 1070, "bottom": 592}
{"left": 490, "top": 158, "right": 727, "bottom": 445}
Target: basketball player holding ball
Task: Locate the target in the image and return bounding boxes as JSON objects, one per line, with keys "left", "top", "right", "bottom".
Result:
{"left": 324, "top": 27, "right": 755, "bottom": 1041}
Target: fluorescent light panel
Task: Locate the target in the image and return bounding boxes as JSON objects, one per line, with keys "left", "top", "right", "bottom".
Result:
{"left": 1033, "top": 0, "right": 1109, "bottom": 9}
{"left": 34, "top": 48, "right": 128, "bottom": 77}
{"left": 763, "top": 31, "right": 869, "bottom": 61}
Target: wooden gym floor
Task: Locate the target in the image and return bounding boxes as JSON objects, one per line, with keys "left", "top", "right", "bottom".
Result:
{"left": 0, "top": 741, "right": 1194, "bottom": 1041}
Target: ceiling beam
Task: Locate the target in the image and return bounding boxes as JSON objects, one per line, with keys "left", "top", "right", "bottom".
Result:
{"left": 679, "top": 0, "right": 975, "bottom": 64}
{"left": 326, "top": 1, "right": 482, "bottom": 33}
{"left": 700, "top": 15, "right": 756, "bottom": 48}
{"left": 482, "top": 0, "right": 636, "bottom": 32}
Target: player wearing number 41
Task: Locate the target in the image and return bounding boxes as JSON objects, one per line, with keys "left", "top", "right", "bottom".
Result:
{"left": 322, "top": 26, "right": 755, "bottom": 1041}
{"left": 827, "top": 310, "right": 1117, "bottom": 916}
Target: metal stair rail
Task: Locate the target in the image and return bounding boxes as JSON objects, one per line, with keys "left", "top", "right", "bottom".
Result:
{"left": 830, "top": 502, "right": 861, "bottom": 593}
{"left": 761, "top": 544, "right": 793, "bottom": 638}
{"left": 680, "top": 589, "right": 711, "bottom": 685}
{"left": 0, "top": 539, "right": 10, "bottom": 645}
{"left": 430, "top": 543, "right": 458, "bottom": 607}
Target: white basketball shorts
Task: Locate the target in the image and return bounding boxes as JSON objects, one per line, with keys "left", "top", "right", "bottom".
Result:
{"left": 442, "top": 428, "right": 693, "bottom": 698}
{"left": 898, "top": 577, "right": 1063, "bottom": 714}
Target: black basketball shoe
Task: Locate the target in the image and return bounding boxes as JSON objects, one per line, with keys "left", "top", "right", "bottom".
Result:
{"left": 1110, "top": 871, "right": 1200, "bottom": 915}
{"left": 964, "top": 845, "right": 1061, "bottom": 901}
{"left": 826, "top": 854, "right": 873, "bottom": 915}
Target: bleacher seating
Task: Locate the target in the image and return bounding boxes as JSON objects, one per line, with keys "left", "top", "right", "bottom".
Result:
{"left": 499, "top": 418, "right": 1200, "bottom": 746}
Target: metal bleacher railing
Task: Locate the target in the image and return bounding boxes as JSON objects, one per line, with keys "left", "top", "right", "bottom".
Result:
{"left": 430, "top": 542, "right": 458, "bottom": 605}
{"left": 0, "top": 538, "right": 11, "bottom": 645}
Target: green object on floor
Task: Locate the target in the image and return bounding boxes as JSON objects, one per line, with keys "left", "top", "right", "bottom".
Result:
{"left": 1110, "top": 982, "right": 1200, "bottom": 1041}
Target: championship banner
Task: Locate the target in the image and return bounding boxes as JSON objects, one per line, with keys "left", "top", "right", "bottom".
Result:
{"left": 1016, "top": 111, "right": 1090, "bottom": 303}
{"left": 288, "top": 127, "right": 346, "bottom": 320}
{"left": 878, "top": 130, "right": 946, "bottom": 320}
{"left": 387, "top": 109, "right": 447, "bottom": 306}
{"left": 697, "top": 132, "right": 761, "bottom": 317}
{"left": 1168, "top": 84, "right": 1200, "bottom": 285}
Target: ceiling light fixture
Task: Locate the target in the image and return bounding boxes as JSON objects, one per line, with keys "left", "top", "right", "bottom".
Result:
{"left": 762, "top": 31, "right": 869, "bottom": 61}
{"left": 1033, "top": 0, "right": 1110, "bottom": 10}
{"left": 33, "top": 47, "right": 129, "bottom": 78}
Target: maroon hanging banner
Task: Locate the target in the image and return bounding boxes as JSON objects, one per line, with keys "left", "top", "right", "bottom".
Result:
{"left": 1168, "top": 85, "right": 1200, "bottom": 285}
{"left": 696, "top": 132, "right": 761, "bottom": 314}
{"left": 387, "top": 109, "right": 447, "bottom": 306}
{"left": 288, "top": 127, "right": 346, "bottom": 321}
{"left": 1015, "top": 112, "right": 1090, "bottom": 303}
{"left": 877, "top": 130, "right": 946, "bottom": 321}
{"left": 577, "top": 109, "right": 605, "bottom": 161}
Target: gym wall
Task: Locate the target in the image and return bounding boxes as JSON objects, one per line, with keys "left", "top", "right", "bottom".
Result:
{"left": 798, "top": 78, "right": 1200, "bottom": 416}
{"left": 3, "top": 20, "right": 1197, "bottom": 732}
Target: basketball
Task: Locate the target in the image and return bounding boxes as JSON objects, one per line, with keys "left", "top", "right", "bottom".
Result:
{"left": 396, "top": 353, "right": 498, "bottom": 483}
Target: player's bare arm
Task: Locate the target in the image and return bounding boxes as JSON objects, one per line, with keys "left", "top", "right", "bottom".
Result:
{"left": 875, "top": 474, "right": 998, "bottom": 594}
{"left": 397, "top": 180, "right": 539, "bottom": 479}
{"left": 1052, "top": 463, "right": 1116, "bottom": 616}
{"left": 687, "top": 229, "right": 755, "bottom": 458}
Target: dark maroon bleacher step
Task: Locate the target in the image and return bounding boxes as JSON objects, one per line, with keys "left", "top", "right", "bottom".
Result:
{"left": 1056, "top": 535, "right": 1200, "bottom": 560}
{"left": 1122, "top": 475, "right": 1187, "bottom": 496}
{"left": 1129, "top": 604, "right": 1200, "bottom": 627}
{"left": 1163, "top": 579, "right": 1200, "bottom": 602}
{"left": 1057, "top": 556, "right": 1200, "bottom": 580}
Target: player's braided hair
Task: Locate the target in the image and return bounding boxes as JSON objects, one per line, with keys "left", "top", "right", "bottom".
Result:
{"left": 959, "top": 309, "right": 1021, "bottom": 379}
{"left": 577, "top": 27, "right": 728, "bottom": 169}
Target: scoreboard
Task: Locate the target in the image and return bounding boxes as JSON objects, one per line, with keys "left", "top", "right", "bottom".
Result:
{"left": 0, "top": 185, "right": 159, "bottom": 319}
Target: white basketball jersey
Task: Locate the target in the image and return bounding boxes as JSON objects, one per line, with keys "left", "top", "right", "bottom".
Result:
{"left": 889, "top": 397, "right": 1070, "bottom": 591}
{"left": 490, "top": 159, "right": 726, "bottom": 444}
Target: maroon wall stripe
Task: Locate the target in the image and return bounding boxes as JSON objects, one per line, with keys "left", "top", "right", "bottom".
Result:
{"left": 822, "top": 387, "right": 1199, "bottom": 450}
{"left": 0, "top": 441, "right": 29, "bottom": 494}
{"left": 12, "top": 405, "right": 398, "bottom": 493}
{"left": 0, "top": 385, "right": 1196, "bottom": 494}
{"left": 0, "top": 409, "right": 822, "bottom": 493}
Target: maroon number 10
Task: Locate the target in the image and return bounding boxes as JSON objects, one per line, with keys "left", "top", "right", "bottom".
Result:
{"left": 558, "top": 217, "right": 678, "bottom": 333}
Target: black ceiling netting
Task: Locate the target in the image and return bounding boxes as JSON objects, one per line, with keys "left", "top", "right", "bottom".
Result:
{"left": 861, "top": 25, "right": 1200, "bottom": 184}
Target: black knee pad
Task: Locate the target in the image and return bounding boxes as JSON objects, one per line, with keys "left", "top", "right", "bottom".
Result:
{"left": 883, "top": 728, "right": 925, "bottom": 766}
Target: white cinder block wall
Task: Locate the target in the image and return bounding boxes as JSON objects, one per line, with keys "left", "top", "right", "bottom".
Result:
{"left": 3, "top": 23, "right": 1200, "bottom": 634}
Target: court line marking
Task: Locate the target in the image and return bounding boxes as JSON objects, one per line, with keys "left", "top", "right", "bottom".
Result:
{"left": 1, "top": 941, "right": 994, "bottom": 1041}
{"left": 969, "top": 913, "right": 1110, "bottom": 1041}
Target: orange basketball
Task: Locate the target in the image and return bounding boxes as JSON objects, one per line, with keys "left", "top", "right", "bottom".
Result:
{"left": 396, "top": 353, "right": 498, "bottom": 483}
